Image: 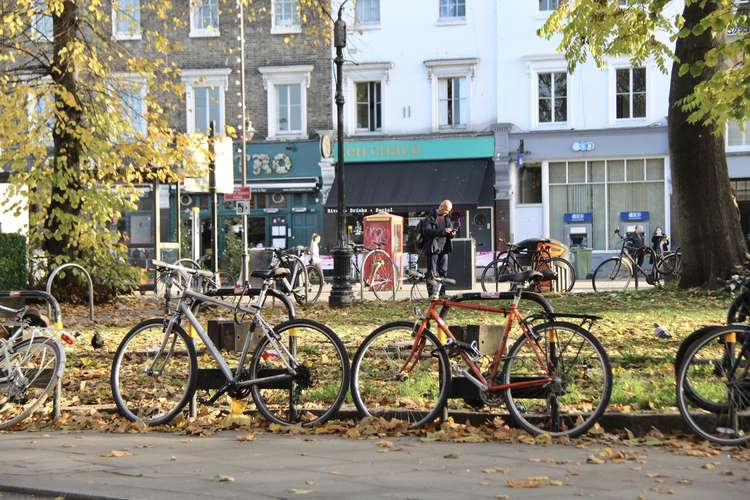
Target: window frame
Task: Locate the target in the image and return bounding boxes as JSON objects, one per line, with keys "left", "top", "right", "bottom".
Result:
{"left": 31, "top": 1, "right": 53, "bottom": 42}
{"left": 537, "top": 0, "right": 560, "bottom": 14}
{"left": 181, "top": 68, "right": 231, "bottom": 136}
{"left": 117, "top": 76, "right": 148, "bottom": 139}
{"left": 438, "top": 76, "right": 468, "bottom": 130}
{"left": 424, "top": 58, "right": 477, "bottom": 133}
{"left": 354, "top": 0, "right": 381, "bottom": 27}
{"left": 354, "top": 81, "right": 383, "bottom": 133}
{"left": 726, "top": 120, "right": 750, "bottom": 152}
{"left": 525, "top": 56, "right": 572, "bottom": 129}
{"left": 271, "top": 0, "right": 302, "bottom": 35}
{"left": 609, "top": 63, "right": 650, "bottom": 125}
{"left": 189, "top": 0, "right": 220, "bottom": 38}
{"left": 536, "top": 71, "right": 568, "bottom": 125}
{"left": 614, "top": 66, "right": 647, "bottom": 121}
{"left": 275, "top": 83, "right": 304, "bottom": 135}
{"left": 112, "top": 0, "right": 142, "bottom": 41}
{"left": 343, "top": 62, "right": 392, "bottom": 136}
{"left": 258, "top": 65, "right": 313, "bottom": 140}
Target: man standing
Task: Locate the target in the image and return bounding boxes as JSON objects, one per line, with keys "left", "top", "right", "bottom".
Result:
{"left": 420, "top": 200, "right": 456, "bottom": 298}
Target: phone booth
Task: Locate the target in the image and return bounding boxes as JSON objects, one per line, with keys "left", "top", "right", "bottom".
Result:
{"left": 363, "top": 212, "right": 404, "bottom": 290}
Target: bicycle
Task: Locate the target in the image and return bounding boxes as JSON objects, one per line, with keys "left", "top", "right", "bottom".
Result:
{"left": 0, "top": 291, "right": 68, "bottom": 429}
{"left": 480, "top": 238, "right": 576, "bottom": 294}
{"left": 350, "top": 269, "right": 612, "bottom": 436}
{"left": 592, "top": 229, "right": 679, "bottom": 292}
{"left": 351, "top": 242, "right": 397, "bottom": 302}
{"left": 273, "top": 246, "right": 323, "bottom": 306}
{"left": 110, "top": 259, "right": 350, "bottom": 427}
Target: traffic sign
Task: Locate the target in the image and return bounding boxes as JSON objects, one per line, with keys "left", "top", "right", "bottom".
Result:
{"left": 224, "top": 186, "right": 251, "bottom": 202}
{"left": 235, "top": 200, "right": 251, "bottom": 215}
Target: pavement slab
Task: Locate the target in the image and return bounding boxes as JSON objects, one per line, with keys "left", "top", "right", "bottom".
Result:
{"left": 0, "top": 431, "right": 747, "bottom": 499}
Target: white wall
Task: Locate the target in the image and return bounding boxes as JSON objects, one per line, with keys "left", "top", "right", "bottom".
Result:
{"left": 497, "top": 1, "right": 681, "bottom": 132}
{"left": 336, "top": 0, "right": 498, "bottom": 136}
{"left": 0, "top": 184, "right": 28, "bottom": 235}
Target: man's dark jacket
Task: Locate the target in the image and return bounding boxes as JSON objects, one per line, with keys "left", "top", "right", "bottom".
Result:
{"left": 420, "top": 209, "right": 455, "bottom": 255}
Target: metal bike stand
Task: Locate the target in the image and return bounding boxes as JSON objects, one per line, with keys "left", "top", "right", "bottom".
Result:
{"left": 45, "top": 263, "right": 96, "bottom": 420}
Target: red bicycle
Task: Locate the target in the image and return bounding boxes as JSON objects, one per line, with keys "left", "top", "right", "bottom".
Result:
{"left": 350, "top": 270, "right": 612, "bottom": 436}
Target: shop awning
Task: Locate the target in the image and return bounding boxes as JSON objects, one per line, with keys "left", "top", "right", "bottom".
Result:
{"left": 325, "top": 159, "right": 494, "bottom": 210}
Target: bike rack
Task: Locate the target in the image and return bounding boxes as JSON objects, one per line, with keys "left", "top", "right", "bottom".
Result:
{"left": 45, "top": 263, "right": 96, "bottom": 419}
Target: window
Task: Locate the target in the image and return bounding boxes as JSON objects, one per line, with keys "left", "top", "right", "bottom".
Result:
{"left": 538, "top": 71, "right": 567, "bottom": 124}
{"left": 518, "top": 164, "right": 542, "bottom": 204}
{"left": 112, "top": 0, "right": 141, "bottom": 40}
{"left": 438, "top": 77, "right": 467, "bottom": 129}
{"left": 190, "top": 0, "right": 219, "bottom": 37}
{"left": 32, "top": 1, "right": 53, "bottom": 40}
{"left": 728, "top": 121, "right": 750, "bottom": 149}
{"left": 538, "top": 0, "right": 560, "bottom": 11}
{"left": 181, "top": 69, "right": 230, "bottom": 135}
{"left": 120, "top": 83, "right": 147, "bottom": 138}
{"left": 276, "top": 83, "right": 302, "bottom": 134}
{"left": 29, "top": 92, "right": 54, "bottom": 145}
{"left": 616, "top": 67, "right": 646, "bottom": 119}
{"left": 355, "top": 82, "right": 382, "bottom": 132}
{"left": 440, "top": 0, "right": 465, "bottom": 18}
{"left": 272, "top": 0, "right": 301, "bottom": 33}
{"left": 355, "top": 0, "right": 380, "bottom": 24}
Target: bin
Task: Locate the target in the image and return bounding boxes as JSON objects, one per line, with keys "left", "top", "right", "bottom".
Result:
{"left": 570, "top": 247, "right": 592, "bottom": 280}
{"left": 445, "top": 238, "right": 475, "bottom": 290}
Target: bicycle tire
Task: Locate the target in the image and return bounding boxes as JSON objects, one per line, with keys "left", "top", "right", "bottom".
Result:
{"left": 592, "top": 257, "right": 633, "bottom": 292}
{"left": 676, "top": 324, "right": 750, "bottom": 445}
{"left": 250, "top": 319, "right": 350, "bottom": 426}
{"left": 350, "top": 321, "right": 451, "bottom": 429}
{"left": 363, "top": 250, "right": 396, "bottom": 301}
{"left": 502, "top": 322, "right": 612, "bottom": 437}
{"left": 480, "top": 253, "right": 516, "bottom": 292}
{"left": 302, "top": 265, "right": 323, "bottom": 305}
{"left": 0, "top": 335, "right": 65, "bottom": 430}
{"left": 727, "top": 292, "right": 750, "bottom": 324}
{"left": 110, "top": 318, "right": 198, "bottom": 426}
{"left": 543, "top": 256, "right": 576, "bottom": 293}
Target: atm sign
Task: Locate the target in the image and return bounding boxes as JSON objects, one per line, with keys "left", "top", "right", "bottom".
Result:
{"left": 620, "top": 211, "right": 649, "bottom": 222}
{"left": 564, "top": 212, "right": 592, "bottom": 223}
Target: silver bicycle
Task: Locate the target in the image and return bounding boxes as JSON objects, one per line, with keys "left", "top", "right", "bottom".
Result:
{"left": 110, "top": 260, "right": 350, "bottom": 426}
{"left": 0, "top": 291, "right": 66, "bottom": 429}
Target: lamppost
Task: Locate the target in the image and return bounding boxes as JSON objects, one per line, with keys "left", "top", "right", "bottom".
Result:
{"left": 328, "top": 1, "right": 354, "bottom": 307}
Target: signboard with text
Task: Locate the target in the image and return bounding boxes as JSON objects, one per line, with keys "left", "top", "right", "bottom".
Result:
{"left": 224, "top": 186, "right": 251, "bottom": 202}
{"left": 620, "top": 211, "right": 649, "bottom": 222}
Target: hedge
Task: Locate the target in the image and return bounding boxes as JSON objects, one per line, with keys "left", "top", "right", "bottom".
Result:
{"left": 0, "top": 233, "right": 27, "bottom": 290}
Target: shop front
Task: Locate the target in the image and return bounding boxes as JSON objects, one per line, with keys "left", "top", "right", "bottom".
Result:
{"left": 323, "top": 134, "right": 496, "bottom": 265}
{"left": 508, "top": 126, "right": 671, "bottom": 270}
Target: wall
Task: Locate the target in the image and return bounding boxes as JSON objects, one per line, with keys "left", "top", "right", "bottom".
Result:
{"left": 0, "top": 183, "right": 28, "bottom": 235}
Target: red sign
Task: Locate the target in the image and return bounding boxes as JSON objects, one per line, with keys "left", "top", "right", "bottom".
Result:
{"left": 224, "top": 187, "right": 251, "bottom": 201}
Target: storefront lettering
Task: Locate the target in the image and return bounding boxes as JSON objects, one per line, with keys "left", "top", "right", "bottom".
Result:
{"left": 344, "top": 143, "right": 423, "bottom": 161}
{"left": 326, "top": 207, "right": 393, "bottom": 214}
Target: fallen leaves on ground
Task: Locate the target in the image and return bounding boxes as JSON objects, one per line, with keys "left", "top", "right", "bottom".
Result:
{"left": 505, "top": 476, "right": 562, "bottom": 488}
{"left": 216, "top": 474, "right": 235, "bottom": 482}
{"left": 237, "top": 433, "right": 257, "bottom": 442}
{"left": 101, "top": 450, "right": 131, "bottom": 458}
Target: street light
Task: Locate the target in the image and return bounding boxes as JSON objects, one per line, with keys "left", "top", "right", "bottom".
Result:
{"left": 328, "top": 1, "right": 354, "bottom": 308}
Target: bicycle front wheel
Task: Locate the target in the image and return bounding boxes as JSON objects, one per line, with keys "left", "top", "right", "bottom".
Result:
{"left": 542, "top": 257, "right": 576, "bottom": 293}
{"left": 364, "top": 250, "right": 397, "bottom": 301}
{"left": 592, "top": 257, "right": 633, "bottom": 292}
{"left": 480, "top": 254, "right": 515, "bottom": 292}
{"left": 350, "top": 321, "right": 450, "bottom": 429}
{"left": 110, "top": 319, "right": 197, "bottom": 425}
{"left": 304, "top": 265, "right": 324, "bottom": 305}
{"left": 502, "top": 322, "right": 612, "bottom": 437}
{"left": 250, "top": 319, "right": 349, "bottom": 426}
{"left": 676, "top": 325, "right": 750, "bottom": 445}
{"left": 0, "top": 335, "right": 65, "bottom": 430}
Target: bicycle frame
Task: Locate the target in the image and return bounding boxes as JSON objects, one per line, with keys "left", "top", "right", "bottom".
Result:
{"left": 402, "top": 293, "right": 552, "bottom": 393}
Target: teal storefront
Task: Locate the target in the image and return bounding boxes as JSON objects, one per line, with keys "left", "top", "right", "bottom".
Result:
{"left": 324, "top": 134, "right": 496, "bottom": 253}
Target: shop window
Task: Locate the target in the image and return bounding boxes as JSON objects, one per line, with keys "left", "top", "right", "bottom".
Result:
{"left": 538, "top": 72, "right": 567, "bottom": 124}
{"left": 607, "top": 160, "right": 625, "bottom": 182}
{"left": 549, "top": 162, "right": 566, "bottom": 183}
{"left": 626, "top": 159, "right": 645, "bottom": 181}
{"left": 646, "top": 158, "right": 664, "bottom": 180}
{"left": 518, "top": 164, "right": 542, "bottom": 204}
{"left": 159, "top": 185, "right": 178, "bottom": 243}
{"left": 588, "top": 161, "right": 606, "bottom": 182}
{"left": 356, "top": 81, "right": 382, "bottom": 132}
{"left": 568, "top": 161, "right": 585, "bottom": 183}
{"left": 615, "top": 67, "right": 646, "bottom": 119}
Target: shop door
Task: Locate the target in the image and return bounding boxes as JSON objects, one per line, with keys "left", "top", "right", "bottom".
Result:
{"left": 470, "top": 208, "right": 493, "bottom": 252}
{"left": 247, "top": 217, "right": 266, "bottom": 248}
{"left": 291, "top": 212, "right": 316, "bottom": 248}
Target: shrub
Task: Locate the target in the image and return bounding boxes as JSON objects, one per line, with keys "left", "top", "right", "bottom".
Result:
{"left": 0, "top": 233, "right": 27, "bottom": 290}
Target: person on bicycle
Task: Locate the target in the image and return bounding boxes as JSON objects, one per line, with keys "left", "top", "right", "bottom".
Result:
{"left": 420, "top": 200, "right": 456, "bottom": 298}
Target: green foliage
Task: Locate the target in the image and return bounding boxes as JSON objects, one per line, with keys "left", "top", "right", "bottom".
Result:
{"left": 538, "top": 0, "right": 750, "bottom": 130}
{"left": 221, "top": 226, "right": 243, "bottom": 281}
{"left": 0, "top": 233, "right": 28, "bottom": 290}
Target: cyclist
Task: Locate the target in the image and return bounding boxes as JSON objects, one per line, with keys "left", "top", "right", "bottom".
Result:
{"left": 419, "top": 199, "right": 456, "bottom": 298}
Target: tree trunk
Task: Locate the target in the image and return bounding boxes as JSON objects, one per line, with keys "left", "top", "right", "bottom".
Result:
{"left": 43, "top": 1, "right": 83, "bottom": 259}
{"left": 669, "top": 1, "right": 747, "bottom": 288}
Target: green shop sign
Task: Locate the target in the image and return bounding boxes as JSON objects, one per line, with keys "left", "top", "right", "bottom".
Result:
{"left": 334, "top": 136, "right": 494, "bottom": 163}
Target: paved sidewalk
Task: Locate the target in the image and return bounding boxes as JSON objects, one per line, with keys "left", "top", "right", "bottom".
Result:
{"left": 0, "top": 431, "right": 747, "bottom": 499}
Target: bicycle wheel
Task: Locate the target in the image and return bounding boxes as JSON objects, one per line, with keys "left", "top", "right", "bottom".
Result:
{"left": 541, "top": 257, "right": 576, "bottom": 293}
{"left": 656, "top": 252, "right": 682, "bottom": 281}
{"left": 365, "top": 250, "right": 396, "bottom": 301}
{"left": 110, "top": 318, "right": 197, "bottom": 425}
{"left": 480, "top": 254, "right": 515, "bottom": 292}
{"left": 592, "top": 257, "right": 633, "bottom": 292}
{"left": 0, "top": 335, "right": 65, "bottom": 430}
{"left": 676, "top": 325, "right": 750, "bottom": 445}
{"left": 303, "top": 265, "right": 323, "bottom": 305}
{"left": 350, "top": 321, "right": 450, "bottom": 429}
{"left": 503, "top": 322, "right": 612, "bottom": 437}
{"left": 727, "top": 292, "right": 750, "bottom": 324}
{"left": 250, "top": 319, "right": 349, "bottom": 426}
{"left": 290, "top": 263, "right": 310, "bottom": 306}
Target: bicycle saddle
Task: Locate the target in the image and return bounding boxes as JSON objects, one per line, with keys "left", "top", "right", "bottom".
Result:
{"left": 251, "top": 268, "right": 291, "bottom": 279}
{"left": 498, "top": 269, "right": 557, "bottom": 284}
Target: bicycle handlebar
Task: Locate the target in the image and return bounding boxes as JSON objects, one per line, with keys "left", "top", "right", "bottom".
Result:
{"left": 151, "top": 259, "right": 215, "bottom": 279}
{"left": 0, "top": 290, "right": 63, "bottom": 327}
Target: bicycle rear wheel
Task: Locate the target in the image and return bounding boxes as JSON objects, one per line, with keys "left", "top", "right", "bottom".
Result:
{"left": 110, "top": 319, "right": 197, "bottom": 425}
{"left": 480, "top": 254, "right": 515, "bottom": 292}
{"left": 250, "top": 319, "right": 349, "bottom": 426}
{"left": 676, "top": 325, "right": 750, "bottom": 445}
{"left": 303, "top": 265, "right": 324, "bottom": 305}
{"left": 540, "top": 257, "right": 576, "bottom": 293}
{"left": 502, "top": 322, "right": 612, "bottom": 437}
{"left": 592, "top": 257, "right": 633, "bottom": 292}
{"left": 0, "top": 335, "right": 65, "bottom": 430}
{"left": 364, "top": 250, "right": 396, "bottom": 301}
{"left": 350, "top": 321, "right": 450, "bottom": 429}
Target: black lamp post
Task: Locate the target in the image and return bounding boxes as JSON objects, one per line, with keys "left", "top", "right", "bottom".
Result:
{"left": 328, "top": 1, "right": 354, "bottom": 308}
